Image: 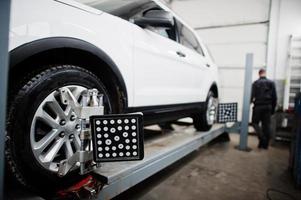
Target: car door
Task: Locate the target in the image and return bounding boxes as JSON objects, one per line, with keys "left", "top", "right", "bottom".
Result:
{"left": 132, "top": 11, "right": 202, "bottom": 106}
{"left": 176, "top": 19, "right": 211, "bottom": 101}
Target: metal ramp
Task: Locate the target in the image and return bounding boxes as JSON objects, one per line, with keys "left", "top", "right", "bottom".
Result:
{"left": 6, "top": 124, "right": 226, "bottom": 200}
{"left": 94, "top": 124, "right": 226, "bottom": 200}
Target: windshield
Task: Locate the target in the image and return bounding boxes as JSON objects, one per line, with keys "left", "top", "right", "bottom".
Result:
{"left": 75, "top": 0, "right": 151, "bottom": 17}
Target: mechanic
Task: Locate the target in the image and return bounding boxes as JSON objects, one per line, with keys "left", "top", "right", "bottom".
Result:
{"left": 251, "top": 68, "right": 277, "bottom": 149}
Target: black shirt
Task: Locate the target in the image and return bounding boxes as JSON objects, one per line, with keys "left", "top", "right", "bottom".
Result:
{"left": 251, "top": 77, "right": 277, "bottom": 110}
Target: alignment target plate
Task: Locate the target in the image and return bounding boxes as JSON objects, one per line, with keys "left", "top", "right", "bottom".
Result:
{"left": 90, "top": 114, "right": 144, "bottom": 162}
{"left": 217, "top": 103, "right": 238, "bottom": 123}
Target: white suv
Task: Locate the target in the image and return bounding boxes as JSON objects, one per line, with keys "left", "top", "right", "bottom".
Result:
{"left": 7, "top": 0, "right": 218, "bottom": 192}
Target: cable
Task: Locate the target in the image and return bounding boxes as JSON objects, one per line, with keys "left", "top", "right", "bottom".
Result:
{"left": 266, "top": 188, "right": 297, "bottom": 200}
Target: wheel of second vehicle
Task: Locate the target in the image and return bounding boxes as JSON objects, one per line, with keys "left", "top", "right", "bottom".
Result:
{"left": 6, "top": 65, "right": 113, "bottom": 193}
{"left": 193, "top": 91, "right": 218, "bottom": 131}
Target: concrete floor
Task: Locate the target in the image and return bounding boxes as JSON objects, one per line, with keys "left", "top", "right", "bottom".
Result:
{"left": 114, "top": 133, "right": 301, "bottom": 200}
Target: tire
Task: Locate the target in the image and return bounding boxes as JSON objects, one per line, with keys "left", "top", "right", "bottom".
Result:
{"left": 6, "top": 65, "right": 113, "bottom": 194}
{"left": 193, "top": 91, "right": 218, "bottom": 131}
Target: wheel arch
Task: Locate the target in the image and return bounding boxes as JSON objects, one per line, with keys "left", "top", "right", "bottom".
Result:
{"left": 209, "top": 82, "right": 219, "bottom": 98}
{"left": 9, "top": 37, "right": 128, "bottom": 112}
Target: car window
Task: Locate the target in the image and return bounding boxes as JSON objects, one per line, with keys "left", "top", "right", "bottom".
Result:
{"left": 176, "top": 20, "right": 204, "bottom": 56}
{"left": 144, "top": 20, "right": 177, "bottom": 41}
{"left": 76, "top": 0, "right": 177, "bottom": 41}
{"left": 146, "top": 26, "right": 170, "bottom": 39}
{"left": 204, "top": 43, "right": 215, "bottom": 61}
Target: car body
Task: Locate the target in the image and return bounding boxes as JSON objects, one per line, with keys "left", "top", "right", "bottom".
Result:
{"left": 7, "top": 0, "right": 219, "bottom": 190}
{"left": 9, "top": 0, "right": 218, "bottom": 124}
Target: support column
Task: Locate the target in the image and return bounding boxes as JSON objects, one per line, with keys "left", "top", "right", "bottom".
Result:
{"left": 238, "top": 53, "right": 253, "bottom": 151}
{"left": 0, "top": 0, "right": 11, "bottom": 198}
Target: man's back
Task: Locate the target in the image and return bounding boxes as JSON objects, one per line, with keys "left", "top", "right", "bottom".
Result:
{"left": 251, "top": 77, "right": 277, "bottom": 110}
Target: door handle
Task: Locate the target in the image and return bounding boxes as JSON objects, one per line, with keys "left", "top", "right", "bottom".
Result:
{"left": 176, "top": 51, "right": 186, "bottom": 57}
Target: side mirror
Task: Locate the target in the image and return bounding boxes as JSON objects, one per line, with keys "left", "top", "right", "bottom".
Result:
{"left": 133, "top": 10, "right": 174, "bottom": 28}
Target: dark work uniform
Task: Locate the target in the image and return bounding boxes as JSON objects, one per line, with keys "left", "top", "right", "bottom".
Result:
{"left": 251, "top": 77, "right": 277, "bottom": 149}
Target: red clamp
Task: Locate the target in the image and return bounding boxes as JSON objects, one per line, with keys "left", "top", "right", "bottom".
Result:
{"left": 56, "top": 175, "right": 103, "bottom": 199}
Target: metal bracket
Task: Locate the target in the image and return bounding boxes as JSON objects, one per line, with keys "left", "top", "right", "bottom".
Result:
{"left": 58, "top": 151, "right": 98, "bottom": 177}
{"left": 224, "top": 122, "right": 241, "bottom": 133}
{"left": 57, "top": 88, "right": 104, "bottom": 177}
{"left": 59, "top": 88, "right": 104, "bottom": 119}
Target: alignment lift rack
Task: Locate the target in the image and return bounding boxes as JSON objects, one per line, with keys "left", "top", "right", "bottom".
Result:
{"left": 95, "top": 124, "right": 226, "bottom": 199}
{"left": 9, "top": 124, "right": 227, "bottom": 200}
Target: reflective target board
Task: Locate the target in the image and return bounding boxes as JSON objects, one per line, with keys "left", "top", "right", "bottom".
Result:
{"left": 217, "top": 103, "right": 238, "bottom": 123}
{"left": 90, "top": 114, "right": 144, "bottom": 162}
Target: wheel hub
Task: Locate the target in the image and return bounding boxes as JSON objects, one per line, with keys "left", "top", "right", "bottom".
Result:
{"left": 30, "top": 85, "right": 91, "bottom": 172}
{"left": 206, "top": 96, "right": 218, "bottom": 125}
{"left": 63, "top": 114, "right": 80, "bottom": 135}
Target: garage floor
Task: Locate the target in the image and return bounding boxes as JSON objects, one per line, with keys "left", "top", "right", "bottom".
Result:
{"left": 114, "top": 133, "right": 301, "bottom": 200}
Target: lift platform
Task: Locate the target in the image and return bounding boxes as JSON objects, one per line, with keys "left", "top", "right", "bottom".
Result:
{"left": 7, "top": 124, "right": 226, "bottom": 200}
{"left": 94, "top": 124, "right": 226, "bottom": 199}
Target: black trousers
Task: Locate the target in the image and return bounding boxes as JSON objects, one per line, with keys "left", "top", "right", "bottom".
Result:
{"left": 252, "top": 105, "right": 272, "bottom": 148}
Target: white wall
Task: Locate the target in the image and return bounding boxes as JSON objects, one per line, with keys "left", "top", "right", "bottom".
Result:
{"left": 168, "top": 0, "right": 270, "bottom": 28}
{"left": 268, "top": 0, "right": 301, "bottom": 80}
{"left": 265, "top": 0, "right": 301, "bottom": 108}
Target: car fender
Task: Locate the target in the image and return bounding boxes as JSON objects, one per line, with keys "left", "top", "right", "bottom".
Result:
{"left": 9, "top": 0, "right": 136, "bottom": 106}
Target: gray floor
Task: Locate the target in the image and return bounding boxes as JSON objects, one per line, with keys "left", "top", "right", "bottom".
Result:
{"left": 114, "top": 133, "right": 301, "bottom": 200}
